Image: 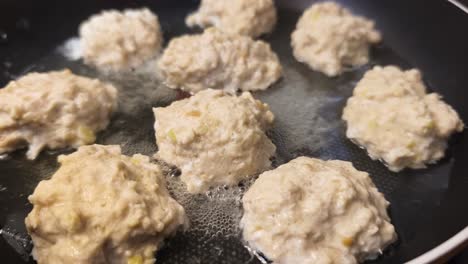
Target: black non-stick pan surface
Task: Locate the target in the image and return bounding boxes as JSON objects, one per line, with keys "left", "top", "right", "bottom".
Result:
{"left": 1, "top": 0, "right": 468, "bottom": 263}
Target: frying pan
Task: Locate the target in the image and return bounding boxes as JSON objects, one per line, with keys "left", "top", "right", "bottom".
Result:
{"left": 0, "top": 0, "right": 467, "bottom": 263}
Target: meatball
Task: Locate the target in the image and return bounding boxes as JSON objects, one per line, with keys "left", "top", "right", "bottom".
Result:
{"left": 158, "top": 28, "right": 282, "bottom": 94}
{"left": 25, "top": 145, "right": 187, "bottom": 264}
{"left": 0, "top": 70, "right": 117, "bottom": 159}
{"left": 80, "top": 8, "right": 163, "bottom": 71}
{"left": 153, "top": 89, "right": 276, "bottom": 193}
{"left": 291, "top": 2, "right": 381, "bottom": 77}
{"left": 186, "top": 0, "right": 277, "bottom": 38}
{"left": 342, "top": 66, "right": 464, "bottom": 171}
{"left": 241, "top": 157, "right": 396, "bottom": 264}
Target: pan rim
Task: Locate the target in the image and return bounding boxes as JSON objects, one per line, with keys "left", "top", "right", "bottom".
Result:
{"left": 447, "top": 0, "right": 468, "bottom": 14}
{"left": 406, "top": 227, "right": 468, "bottom": 263}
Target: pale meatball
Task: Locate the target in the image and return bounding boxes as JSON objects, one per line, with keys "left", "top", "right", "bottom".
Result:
{"left": 0, "top": 70, "right": 117, "bottom": 159}
{"left": 158, "top": 28, "right": 282, "bottom": 94}
{"left": 186, "top": 0, "right": 277, "bottom": 38}
{"left": 291, "top": 2, "right": 381, "bottom": 77}
{"left": 342, "top": 66, "right": 464, "bottom": 172}
{"left": 153, "top": 89, "right": 276, "bottom": 193}
{"left": 241, "top": 157, "right": 396, "bottom": 264}
{"left": 80, "top": 8, "right": 163, "bottom": 71}
{"left": 25, "top": 145, "right": 187, "bottom": 264}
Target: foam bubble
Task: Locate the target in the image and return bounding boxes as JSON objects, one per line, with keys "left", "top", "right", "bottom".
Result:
{"left": 163, "top": 167, "right": 256, "bottom": 239}
{"left": 58, "top": 37, "right": 82, "bottom": 60}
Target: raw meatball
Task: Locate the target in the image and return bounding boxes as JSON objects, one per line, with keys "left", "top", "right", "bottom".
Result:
{"left": 153, "top": 89, "right": 276, "bottom": 193}
{"left": 158, "top": 28, "right": 282, "bottom": 94}
{"left": 342, "top": 66, "right": 464, "bottom": 172}
{"left": 80, "top": 8, "right": 163, "bottom": 71}
{"left": 25, "top": 145, "right": 187, "bottom": 264}
{"left": 0, "top": 70, "right": 117, "bottom": 159}
{"left": 291, "top": 2, "right": 381, "bottom": 77}
{"left": 186, "top": 0, "right": 277, "bottom": 38}
{"left": 241, "top": 157, "right": 396, "bottom": 264}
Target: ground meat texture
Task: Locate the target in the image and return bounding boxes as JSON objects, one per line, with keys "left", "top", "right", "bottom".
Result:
{"left": 342, "top": 66, "right": 464, "bottom": 172}
{"left": 153, "top": 89, "right": 276, "bottom": 193}
{"left": 157, "top": 28, "right": 282, "bottom": 94}
{"left": 241, "top": 157, "right": 396, "bottom": 264}
{"left": 25, "top": 145, "right": 187, "bottom": 264}
{"left": 186, "top": 0, "right": 277, "bottom": 38}
{"left": 291, "top": 2, "right": 381, "bottom": 77}
{"left": 0, "top": 70, "right": 117, "bottom": 159}
{"left": 80, "top": 8, "right": 163, "bottom": 71}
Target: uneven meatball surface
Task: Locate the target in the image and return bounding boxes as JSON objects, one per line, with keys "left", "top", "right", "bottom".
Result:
{"left": 186, "top": 0, "right": 277, "bottom": 38}
{"left": 241, "top": 157, "right": 396, "bottom": 264}
{"left": 25, "top": 145, "right": 187, "bottom": 264}
{"left": 0, "top": 70, "right": 117, "bottom": 159}
{"left": 153, "top": 89, "right": 276, "bottom": 193}
{"left": 158, "top": 28, "right": 282, "bottom": 94}
{"left": 342, "top": 66, "right": 464, "bottom": 172}
{"left": 291, "top": 2, "right": 381, "bottom": 77}
{"left": 80, "top": 8, "right": 163, "bottom": 71}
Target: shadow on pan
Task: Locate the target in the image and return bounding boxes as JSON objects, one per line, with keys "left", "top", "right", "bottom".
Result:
{"left": 0, "top": 0, "right": 467, "bottom": 263}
